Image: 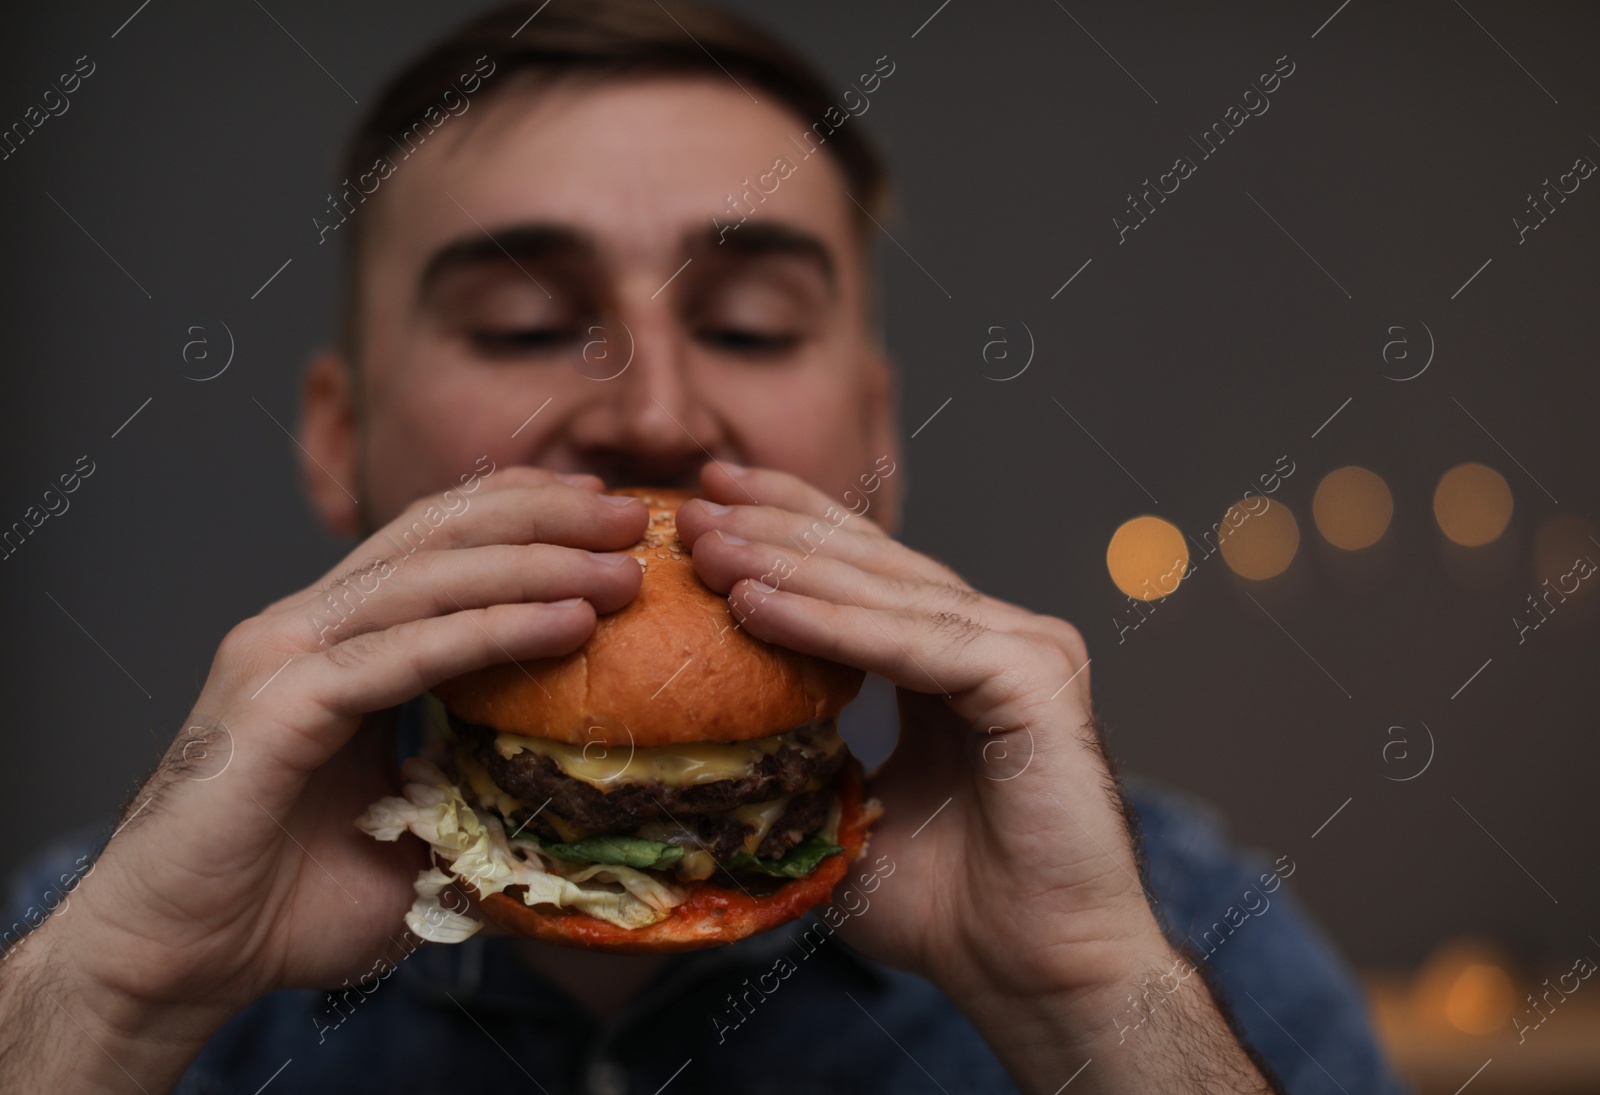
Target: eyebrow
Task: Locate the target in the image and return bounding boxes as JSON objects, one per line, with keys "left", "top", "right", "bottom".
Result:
{"left": 416, "top": 218, "right": 838, "bottom": 304}
{"left": 417, "top": 223, "right": 592, "bottom": 302}
{"left": 697, "top": 221, "right": 836, "bottom": 286}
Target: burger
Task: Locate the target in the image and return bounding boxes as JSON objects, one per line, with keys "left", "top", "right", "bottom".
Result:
{"left": 357, "top": 488, "right": 880, "bottom": 952}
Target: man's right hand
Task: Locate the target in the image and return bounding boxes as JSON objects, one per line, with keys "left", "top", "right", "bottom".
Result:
{"left": 0, "top": 467, "right": 646, "bottom": 1093}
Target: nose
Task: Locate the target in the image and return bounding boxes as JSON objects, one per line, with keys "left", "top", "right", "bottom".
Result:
{"left": 566, "top": 304, "right": 727, "bottom": 487}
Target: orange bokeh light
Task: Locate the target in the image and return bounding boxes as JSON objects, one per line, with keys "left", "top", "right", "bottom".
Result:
{"left": 1106, "top": 516, "right": 1189, "bottom": 601}
{"left": 1434, "top": 463, "right": 1513, "bottom": 547}
{"left": 1217, "top": 498, "right": 1300, "bottom": 580}
{"left": 1411, "top": 938, "right": 1521, "bottom": 1037}
{"left": 1442, "top": 963, "right": 1519, "bottom": 1036}
{"left": 1313, "top": 466, "right": 1394, "bottom": 550}
{"left": 1532, "top": 515, "right": 1600, "bottom": 596}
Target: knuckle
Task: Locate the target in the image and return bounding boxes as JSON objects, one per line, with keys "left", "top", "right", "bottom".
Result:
{"left": 1040, "top": 616, "right": 1089, "bottom": 664}
{"left": 927, "top": 610, "right": 987, "bottom": 652}
{"left": 216, "top": 617, "right": 267, "bottom": 664}
{"left": 1035, "top": 643, "right": 1077, "bottom": 688}
{"left": 322, "top": 628, "right": 386, "bottom": 672}
{"left": 399, "top": 627, "right": 433, "bottom": 690}
{"left": 931, "top": 579, "right": 981, "bottom": 605}
{"left": 305, "top": 556, "right": 399, "bottom": 646}
{"left": 1019, "top": 632, "right": 1088, "bottom": 705}
{"left": 327, "top": 555, "right": 399, "bottom": 597}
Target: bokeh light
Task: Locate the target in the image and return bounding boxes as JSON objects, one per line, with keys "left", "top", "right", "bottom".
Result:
{"left": 1433, "top": 463, "right": 1513, "bottom": 547}
{"left": 1414, "top": 934, "right": 1523, "bottom": 1037}
{"left": 1442, "top": 962, "right": 1518, "bottom": 1036}
{"left": 1217, "top": 498, "right": 1300, "bottom": 580}
{"left": 1313, "top": 466, "right": 1394, "bottom": 550}
{"left": 1106, "top": 516, "right": 1188, "bottom": 601}
{"left": 1532, "top": 514, "right": 1600, "bottom": 597}
{"left": 1411, "top": 939, "right": 1520, "bottom": 1037}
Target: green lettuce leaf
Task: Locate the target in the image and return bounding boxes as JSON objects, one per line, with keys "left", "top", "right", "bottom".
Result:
{"left": 543, "top": 834, "right": 685, "bottom": 871}
{"left": 725, "top": 833, "right": 844, "bottom": 878}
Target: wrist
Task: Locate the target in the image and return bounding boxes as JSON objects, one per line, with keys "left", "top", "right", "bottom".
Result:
{"left": 937, "top": 911, "right": 1274, "bottom": 1094}
{"left": 954, "top": 933, "right": 1176, "bottom": 1052}
{"left": 1, "top": 914, "right": 235, "bottom": 1094}
{"left": 940, "top": 892, "right": 1170, "bottom": 1008}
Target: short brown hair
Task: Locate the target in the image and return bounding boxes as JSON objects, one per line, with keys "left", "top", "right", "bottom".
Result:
{"left": 335, "top": 0, "right": 890, "bottom": 359}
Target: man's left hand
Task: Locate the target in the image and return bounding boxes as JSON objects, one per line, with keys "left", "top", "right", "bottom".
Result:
{"left": 677, "top": 462, "right": 1275, "bottom": 1095}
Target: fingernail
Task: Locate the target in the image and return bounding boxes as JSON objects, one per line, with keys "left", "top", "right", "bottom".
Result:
{"left": 599, "top": 493, "right": 642, "bottom": 507}
{"left": 714, "top": 529, "right": 748, "bottom": 546}
{"left": 592, "top": 552, "right": 634, "bottom": 567}
{"left": 551, "top": 597, "right": 586, "bottom": 607}
{"left": 720, "top": 462, "right": 750, "bottom": 477}
{"left": 697, "top": 500, "right": 733, "bottom": 515}
{"left": 556, "top": 473, "right": 596, "bottom": 487}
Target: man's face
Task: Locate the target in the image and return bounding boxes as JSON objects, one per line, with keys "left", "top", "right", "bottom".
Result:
{"left": 308, "top": 76, "right": 898, "bottom": 533}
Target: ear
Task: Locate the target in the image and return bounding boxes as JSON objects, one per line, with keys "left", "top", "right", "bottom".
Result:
{"left": 300, "top": 350, "right": 362, "bottom": 538}
{"left": 860, "top": 352, "right": 905, "bottom": 535}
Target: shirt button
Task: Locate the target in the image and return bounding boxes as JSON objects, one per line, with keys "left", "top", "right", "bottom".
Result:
{"left": 586, "top": 1060, "right": 629, "bottom": 1095}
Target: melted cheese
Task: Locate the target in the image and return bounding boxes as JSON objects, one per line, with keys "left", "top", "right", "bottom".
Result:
{"left": 729, "top": 795, "right": 793, "bottom": 855}
{"left": 676, "top": 849, "right": 717, "bottom": 881}
{"left": 493, "top": 719, "right": 840, "bottom": 789}
{"left": 455, "top": 747, "right": 531, "bottom": 819}
{"left": 540, "top": 810, "right": 590, "bottom": 843}
{"left": 820, "top": 797, "right": 842, "bottom": 844}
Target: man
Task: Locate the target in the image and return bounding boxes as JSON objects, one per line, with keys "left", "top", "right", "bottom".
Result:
{"left": 0, "top": 3, "right": 1406, "bottom": 1092}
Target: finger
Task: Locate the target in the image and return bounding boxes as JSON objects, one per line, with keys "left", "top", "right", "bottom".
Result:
{"left": 257, "top": 600, "right": 600, "bottom": 771}
{"left": 727, "top": 582, "right": 994, "bottom": 697}
{"left": 726, "top": 585, "right": 1077, "bottom": 730}
{"left": 297, "top": 543, "right": 642, "bottom": 647}
{"left": 474, "top": 465, "right": 606, "bottom": 494}
{"left": 677, "top": 497, "right": 955, "bottom": 586}
{"left": 1013, "top": 618, "right": 1093, "bottom": 702}
{"left": 694, "top": 529, "right": 985, "bottom": 622}
{"left": 699, "top": 462, "right": 890, "bottom": 535}
{"left": 694, "top": 527, "right": 1042, "bottom": 634}
{"left": 375, "top": 483, "right": 647, "bottom": 554}
{"left": 315, "top": 484, "right": 647, "bottom": 595}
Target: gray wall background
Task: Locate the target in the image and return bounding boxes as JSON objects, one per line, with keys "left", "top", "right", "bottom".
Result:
{"left": 2, "top": 0, "right": 1596, "bottom": 972}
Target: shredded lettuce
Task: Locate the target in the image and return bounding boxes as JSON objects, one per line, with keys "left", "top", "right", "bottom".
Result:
{"left": 725, "top": 833, "right": 843, "bottom": 878}
{"left": 406, "top": 868, "right": 481, "bottom": 943}
{"left": 543, "top": 835, "right": 684, "bottom": 870}
{"left": 560, "top": 862, "right": 684, "bottom": 914}
{"left": 355, "top": 758, "right": 684, "bottom": 936}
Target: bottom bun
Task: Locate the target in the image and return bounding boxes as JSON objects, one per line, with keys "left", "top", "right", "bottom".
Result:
{"left": 473, "top": 760, "right": 875, "bottom": 953}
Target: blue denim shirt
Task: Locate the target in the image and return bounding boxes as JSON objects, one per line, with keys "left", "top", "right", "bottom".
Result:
{"left": 3, "top": 720, "right": 1408, "bottom": 1094}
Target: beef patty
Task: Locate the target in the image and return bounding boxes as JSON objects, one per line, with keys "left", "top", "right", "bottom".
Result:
{"left": 634, "top": 787, "right": 833, "bottom": 860}
{"left": 453, "top": 716, "right": 848, "bottom": 837}
{"left": 753, "top": 787, "right": 834, "bottom": 858}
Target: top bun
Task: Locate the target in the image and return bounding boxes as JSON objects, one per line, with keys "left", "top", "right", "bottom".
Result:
{"left": 432, "top": 488, "right": 863, "bottom": 747}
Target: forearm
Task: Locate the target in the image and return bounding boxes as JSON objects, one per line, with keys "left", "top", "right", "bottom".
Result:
{"left": 956, "top": 942, "right": 1283, "bottom": 1095}
{"left": 0, "top": 922, "right": 230, "bottom": 1094}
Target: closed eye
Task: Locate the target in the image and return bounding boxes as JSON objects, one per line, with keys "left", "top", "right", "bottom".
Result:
{"left": 470, "top": 326, "right": 585, "bottom": 355}
{"left": 698, "top": 328, "right": 802, "bottom": 356}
